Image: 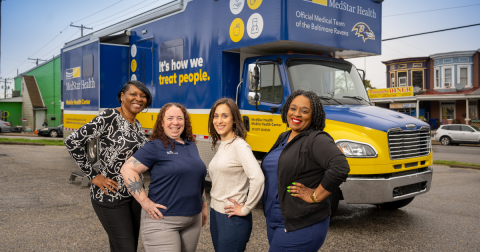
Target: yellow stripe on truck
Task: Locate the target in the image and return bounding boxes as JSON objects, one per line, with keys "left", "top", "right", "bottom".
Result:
{"left": 64, "top": 114, "right": 97, "bottom": 130}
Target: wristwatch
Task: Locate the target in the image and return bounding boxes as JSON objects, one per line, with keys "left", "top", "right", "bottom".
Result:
{"left": 310, "top": 191, "right": 320, "bottom": 203}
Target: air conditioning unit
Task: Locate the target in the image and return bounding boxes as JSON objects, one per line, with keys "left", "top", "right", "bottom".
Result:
{"left": 444, "top": 82, "right": 451, "bottom": 88}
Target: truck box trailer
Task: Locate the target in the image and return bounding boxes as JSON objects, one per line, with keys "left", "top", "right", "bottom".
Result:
{"left": 62, "top": 0, "right": 432, "bottom": 214}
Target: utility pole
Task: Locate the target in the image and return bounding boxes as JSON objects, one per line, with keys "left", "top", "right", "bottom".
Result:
{"left": 0, "top": 0, "right": 5, "bottom": 79}
{"left": 70, "top": 23, "right": 93, "bottom": 37}
{"left": 28, "top": 58, "right": 47, "bottom": 66}
{"left": 1, "top": 78, "right": 12, "bottom": 99}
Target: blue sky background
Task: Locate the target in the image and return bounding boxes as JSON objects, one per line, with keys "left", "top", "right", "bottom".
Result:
{"left": 1, "top": 0, "right": 480, "bottom": 96}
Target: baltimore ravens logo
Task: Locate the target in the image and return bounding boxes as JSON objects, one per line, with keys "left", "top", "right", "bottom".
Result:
{"left": 352, "top": 22, "right": 375, "bottom": 42}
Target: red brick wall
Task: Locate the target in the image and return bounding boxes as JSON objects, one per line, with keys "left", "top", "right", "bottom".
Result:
{"left": 429, "top": 59, "right": 434, "bottom": 91}
{"left": 430, "top": 101, "right": 440, "bottom": 121}
{"left": 473, "top": 52, "right": 479, "bottom": 87}
{"left": 456, "top": 100, "right": 467, "bottom": 124}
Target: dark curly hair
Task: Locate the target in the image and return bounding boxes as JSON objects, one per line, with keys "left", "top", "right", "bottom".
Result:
{"left": 280, "top": 90, "right": 326, "bottom": 131}
{"left": 117, "top": 80, "right": 152, "bottom": 108}
{"left": 208, "top": 98, "right": 247, "bottom": 150}
{"left": 149, "top": 103, "right": 195, "bottom": 150}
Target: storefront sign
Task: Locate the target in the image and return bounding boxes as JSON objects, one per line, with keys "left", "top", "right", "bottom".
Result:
{"left": 390, "top": 103, "right": 416, "bottom": 109}
{"left": 368, "top": 87, "right": 414, "bottom": 99}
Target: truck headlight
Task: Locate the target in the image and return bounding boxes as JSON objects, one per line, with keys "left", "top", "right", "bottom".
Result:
{"left": 336, "top": 140, "right": 378, "bottom": 158}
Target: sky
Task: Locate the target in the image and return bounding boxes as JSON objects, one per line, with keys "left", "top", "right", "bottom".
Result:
{"left": 1, "top": 0, "right": 480, "bottom": 97}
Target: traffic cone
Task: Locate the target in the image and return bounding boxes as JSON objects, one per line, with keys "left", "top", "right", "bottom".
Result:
{"left": 34, "top": 126, "right": 38, "bottom": 134}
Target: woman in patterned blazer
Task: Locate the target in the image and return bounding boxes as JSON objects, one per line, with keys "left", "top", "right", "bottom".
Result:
{"left": 65, "top": 80, "right": 152, "bottom": 252}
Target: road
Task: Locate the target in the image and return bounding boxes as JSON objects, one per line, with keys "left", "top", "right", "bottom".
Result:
{"left": 432, "top": 145, "right": 480, "bottom": 164}
{"left": 1, "top": 145, "right": 479, "bottom": 251}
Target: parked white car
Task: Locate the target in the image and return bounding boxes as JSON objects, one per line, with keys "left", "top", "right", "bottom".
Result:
{"left": 0, "top": 119, "right": 11, "bottom": 133}
{"left": 435, "top": 124, "right": 480, "bottom": 145}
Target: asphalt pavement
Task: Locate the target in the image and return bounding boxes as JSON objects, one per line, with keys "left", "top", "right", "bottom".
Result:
{"left": 1, "top": 145, "right": 480, "bottom": 251}
{"left": 432, "top": 145, "right": 480, "bottom": 164}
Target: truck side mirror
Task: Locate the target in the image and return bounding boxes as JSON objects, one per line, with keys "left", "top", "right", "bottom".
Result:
{"left": 252, "top": 65, "right": 260, "bottom": 90}
{"left": 357, "top": 69, "right": 366, "bottom": 85}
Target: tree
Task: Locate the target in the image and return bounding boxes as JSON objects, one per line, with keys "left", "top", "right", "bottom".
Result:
{"left": 364, "top": 79, "right": 376, "bottom": 89}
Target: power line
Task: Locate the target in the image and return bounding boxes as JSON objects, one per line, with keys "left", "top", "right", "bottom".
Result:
{"left": 72, "top": 0, "right": 124, "bottom": 24}
{"left": 85, "top": 0, "right": 154, "bottom": 27}
{"left": 384, "top": 3, "right": 480, "bottom": 17}
{"left": 382, "top": 32, "right": 431, "bottom": 55}
{"left": 382, "top": 23, "right": 480, "bottom": 41}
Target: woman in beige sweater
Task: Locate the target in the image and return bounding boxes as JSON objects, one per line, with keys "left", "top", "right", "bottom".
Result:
{"left": 207, "top": 98, "right": 265, "bottom": 252}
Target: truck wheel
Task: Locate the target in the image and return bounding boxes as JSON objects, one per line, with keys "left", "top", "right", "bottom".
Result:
{"left": 330, "top": 188, "right": 341, "bottom": 217}
{"left": 379, "top": 197, "right": 414, "bottom": 210}
{"left": 49, "top": 130, "right": 58, "bottom": 138}
{"left": 440, "top": 136, "right": 451, "bottom": 145}
{"left": 85, "top": 139, "right": 98, "bottom": 164}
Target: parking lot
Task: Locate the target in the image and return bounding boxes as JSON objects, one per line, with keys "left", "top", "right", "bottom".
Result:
{"left": 1, "top": 144, "right": 479, "bottom": 251}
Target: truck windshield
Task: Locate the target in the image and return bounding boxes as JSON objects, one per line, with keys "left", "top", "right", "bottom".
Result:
{"left": 287, "top": 59, "right": 370, "bottom": 105}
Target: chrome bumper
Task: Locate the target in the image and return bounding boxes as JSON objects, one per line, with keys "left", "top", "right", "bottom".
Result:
{"left": 340, "top": 167, "right": 433, "bottom": 204}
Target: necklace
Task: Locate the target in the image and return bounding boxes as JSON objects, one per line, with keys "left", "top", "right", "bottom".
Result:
{"left": 120, "top": 107, "right": 136, "bottom": 129}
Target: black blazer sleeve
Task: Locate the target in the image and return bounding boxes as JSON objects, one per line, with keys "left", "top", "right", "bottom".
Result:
{"left": 311, "top": 133, "right": 350, "bottom": 193}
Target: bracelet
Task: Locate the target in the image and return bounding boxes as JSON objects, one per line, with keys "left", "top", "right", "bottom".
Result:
{"left": 310, "top": 191, "right": 320, "bottom": 203}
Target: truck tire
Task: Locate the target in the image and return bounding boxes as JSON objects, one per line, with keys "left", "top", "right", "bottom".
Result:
{"left": 49, "top": 130, "right": 58, "bottom": 138}
{"left": 440, "top": 136, "right": 451, "bottom": 145}
{"left": 378, "top": 197, "right": 414, "bottom": 210}
{"left": 85, "top": 139, "right": 99, "bottom": 164}
{"left": 330, "top": 188, "right": 341, "bottom": 217}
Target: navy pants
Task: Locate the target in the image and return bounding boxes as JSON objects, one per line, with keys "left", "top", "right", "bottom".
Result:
{"left": 210, "top": 208, "right": 253, "bottom": 252}
{"left": 267, "top": 217, "right": 330, "bottom": 252}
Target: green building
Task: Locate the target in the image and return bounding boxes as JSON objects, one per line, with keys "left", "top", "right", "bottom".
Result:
{"left": 0, "top": 55, "right": 61, "bottom": 131}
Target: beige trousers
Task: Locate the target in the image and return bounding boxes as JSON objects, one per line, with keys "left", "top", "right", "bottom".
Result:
{"left": 140, "top": 209, "right": 202, "bottom": 252}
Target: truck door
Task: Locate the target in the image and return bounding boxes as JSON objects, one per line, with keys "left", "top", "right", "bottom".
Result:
{"left": 239, "top": 59, "right": 289, "bottom": 153}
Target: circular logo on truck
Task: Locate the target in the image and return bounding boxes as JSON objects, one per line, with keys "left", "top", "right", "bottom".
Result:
{"left": 131, "top": 59, "right": 137, "bottom": 72}
{"left": 230, "top": 18, "right": 245, "bottom": 42}
{"left": 247, "top": 13, "right": 263, "bottom": 39}
{"left": 247, "top": 0, "right": 262, "bottom": 10}
{"left": 230, "top": 0, "right": 244, "bottom": 15}
{"left": 131, "top": 44, "right": 137, "bottom": 58}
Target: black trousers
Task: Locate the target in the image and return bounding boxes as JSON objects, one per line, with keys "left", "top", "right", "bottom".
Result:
{"left": 91, "top": 197, "right": 142, "bottom": 252}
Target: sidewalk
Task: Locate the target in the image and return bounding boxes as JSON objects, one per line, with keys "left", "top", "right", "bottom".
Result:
{"left": 0, "top": 132, "right": 62, "bottom": 140}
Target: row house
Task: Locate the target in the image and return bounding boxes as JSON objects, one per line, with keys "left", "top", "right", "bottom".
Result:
{"left": 370, "top": 50, "right": 480, "bottom": 129}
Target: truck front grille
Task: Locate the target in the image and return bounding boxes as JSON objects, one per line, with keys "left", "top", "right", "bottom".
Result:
{"left": 388, "top": 128, "right": 431, "bottom": 160}
{"left": 393, "top": 181, "right": 427, "bottom": 197}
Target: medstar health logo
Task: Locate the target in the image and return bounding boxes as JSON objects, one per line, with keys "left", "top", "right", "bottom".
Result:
{"left": 352, "top": 22, "right": 375, "bottom": 42}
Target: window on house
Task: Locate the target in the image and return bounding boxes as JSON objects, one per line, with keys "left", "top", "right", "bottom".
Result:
{"left": 445, "top": 68, "right": 452, "bottom": 85}
{"left": 390, "top": 73, "right": 395, "bottom": 87}
{"left": 460, "top": 67, "right": 468, "bottom": 86}
{"left": 399, "top": 64, "right": 406, "bottom": 68}
{"left": 435, "top": 69, "right": 440, "bottom": 88}
{"left": 412, "top": 71, "right": 423, "bottom": 89}
{"left": 441, "top": 103, "right": 455, "bottom": 120}
{"left": 398, "top": 72, "right": 407, "bottom": 87}
{"left": 413, "top": 63, "right": 422, "bottom": 67}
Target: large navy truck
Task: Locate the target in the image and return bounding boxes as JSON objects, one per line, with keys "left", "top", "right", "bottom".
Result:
{"left": 62, "top": 0, "right": 433, "bottom": 214}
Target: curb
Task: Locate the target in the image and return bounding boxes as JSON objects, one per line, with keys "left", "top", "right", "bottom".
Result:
{"left": 0, "top": 142, "right": 45, "bottom": 146}
{"left": 450, "top": 164, "right": 480, "bottom": 170}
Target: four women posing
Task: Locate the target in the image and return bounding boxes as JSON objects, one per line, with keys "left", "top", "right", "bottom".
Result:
{"left": 65, "top": 81, "right": 350, "bottom": 252}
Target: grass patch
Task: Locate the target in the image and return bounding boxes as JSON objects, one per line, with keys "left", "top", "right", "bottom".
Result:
{"left": 433, "top": 160, "right": 480, "bottom": 168}
{"left": 0, "top": 138, "right": 65, "bottom": 146}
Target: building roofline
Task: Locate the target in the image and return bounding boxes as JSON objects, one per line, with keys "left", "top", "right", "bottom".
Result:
{"left": 14, "top": 54, "right": 61, "bottom": 79}
{"left": 430, "top": 50, "right": 477, "bottom": 60}
{"left": 382, "top": 57, "right": 429, "bottom": 65}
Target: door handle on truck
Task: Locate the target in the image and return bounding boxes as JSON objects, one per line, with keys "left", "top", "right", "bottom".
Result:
{"left": 243, "top": 116, "right": 250, "bottom": 131}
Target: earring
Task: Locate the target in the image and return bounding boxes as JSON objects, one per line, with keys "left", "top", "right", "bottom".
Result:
{"left": 142, "top": 107, "right": 149, "bottom": 113}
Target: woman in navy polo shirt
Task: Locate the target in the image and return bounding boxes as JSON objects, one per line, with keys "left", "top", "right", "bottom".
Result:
{"left": 121, "top": 103, "right": 207, "bottom": 252}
